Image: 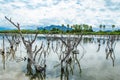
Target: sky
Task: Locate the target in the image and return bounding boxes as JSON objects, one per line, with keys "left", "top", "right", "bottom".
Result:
{"left": 0, "top": 0, "right": 120, "bottom": 29}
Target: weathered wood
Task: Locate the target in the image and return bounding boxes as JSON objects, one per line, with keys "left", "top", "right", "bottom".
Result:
{"left": 5, "top": 16, "right": 44, "bottom": 72}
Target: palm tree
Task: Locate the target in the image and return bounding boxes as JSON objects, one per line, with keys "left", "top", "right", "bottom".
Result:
{"left": 62, "top": 24, "right": 64, "bottom": 27}
{"left": 67, "top": 24, "right": 69, "bottom": 28}
{"left": 103, "top": 25, "right": 105, "bottom": 31}
{"left": 61, "top": 24, "right": 65, "bottom": 33}
{"left": 89, "top": 26, "right": 93, "bottom": 32}
{"left": 112, "top": 25, "right": 115, "bottom": 31}
{"left": 78, "top": 25, "right": 82, "bottom": 31}
{"left": 83, "top": 24, "right": 86, "bottom": 31}
{"left": 99, "top": 24, "right": 102, "bottom": 31}
{"left": 73, "top": 25, "right": 77, "bottom": 31}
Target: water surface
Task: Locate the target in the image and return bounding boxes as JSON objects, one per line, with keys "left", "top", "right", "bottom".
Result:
{"left": 0, "top": 34, "right": 120, "bottom": 80}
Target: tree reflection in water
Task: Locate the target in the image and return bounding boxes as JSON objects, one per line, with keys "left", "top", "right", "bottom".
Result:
{"left": 105, "top": 36, "right": 116, "bottom": 67}
{"left": 0, "top": 36, "right": 5, "bottom": 69}
{"left": 96, "top": 35, "right": 116, "bottom": 67}
{"left": 0, "top": 33, "right": 119, "bottom": 80}
{"left": 96, "top": 38, "right": 101, "bottom": 52}
{"left": 25, "top": 58, "right": 46, "bottom": 80}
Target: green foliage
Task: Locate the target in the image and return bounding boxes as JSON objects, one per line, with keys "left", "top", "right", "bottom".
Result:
{"left": 0, "top": 24, "right": 120, "bottom": 35}
{"left": 112, "top": 25, "right": 115, "bottom": 31}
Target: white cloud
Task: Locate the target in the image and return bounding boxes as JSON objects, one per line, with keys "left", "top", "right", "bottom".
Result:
{"left": 0, "top": 0, "right": 119, "bottom": 29}
{"left": 111, "top": 0, "right": 120, "bottom": 3}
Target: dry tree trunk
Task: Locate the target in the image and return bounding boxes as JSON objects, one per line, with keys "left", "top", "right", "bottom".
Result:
{"left": 5, "top": 16, "right": 45, "bottom": 72}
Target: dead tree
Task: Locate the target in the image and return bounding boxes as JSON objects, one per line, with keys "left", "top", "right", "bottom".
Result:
{"left": 52, "top": 34, "right": 83, "bottom": 79}
{"left": 57, "top": 35, "right": 82, "bottom": 63}
{"left": 5, "top": 16, "right": 45, "bottom": 72}
{"left": 5, "top": 33, "right": 20, "bottom": 60}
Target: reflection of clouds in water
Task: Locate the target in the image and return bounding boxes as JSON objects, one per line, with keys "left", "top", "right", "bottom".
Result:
{"left": 80, "top": 37, "right": 120, "bottom": 80}
{"left": 0, "top": 62, "right": 28, "bottom": 80}
{"left": 0, "top": 35, "right": 120, "bottom": 80}
{"left": 81, "top": 65, "right": 120, "bottom": 80}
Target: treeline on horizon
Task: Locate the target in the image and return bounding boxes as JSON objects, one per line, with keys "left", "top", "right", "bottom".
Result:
{"left": 0, "top": 24, "right": 120, "bottom": 35}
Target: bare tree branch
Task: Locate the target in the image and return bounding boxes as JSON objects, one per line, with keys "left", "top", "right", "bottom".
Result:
{"left": 4, "top": 33, "right": 12, "bottom": 45}
{"left": 5, "top": 16, "right": 26, "bottom": 46}
{"left": 33, "top": 42, "right": 43, "bottom": 60}
{"left": 31, "top": 32, "right": 38, "bottom": 44}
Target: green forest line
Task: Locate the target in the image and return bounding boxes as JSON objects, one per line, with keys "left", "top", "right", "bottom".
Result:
{"left": 0, "top": 24, "right": 120, "bottom": 35}
{"left": 0, "top": 29, "right": 120, "bottom": 35}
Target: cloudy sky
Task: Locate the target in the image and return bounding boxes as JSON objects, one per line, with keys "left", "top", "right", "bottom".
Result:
{"left": 0, "top": 0, "right": 120, "bottom": 29}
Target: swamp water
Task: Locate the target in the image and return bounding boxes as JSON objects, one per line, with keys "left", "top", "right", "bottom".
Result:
{"left": 0, "top": 34, "right": 120, "bottom": 80}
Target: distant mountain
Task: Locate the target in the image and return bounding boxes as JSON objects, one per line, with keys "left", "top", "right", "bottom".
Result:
{"left": 0, "top": 27, "right": 13, "bottom": 31}
{"left": 92, "top": 27, "right": 100, "bottom": 32}
{"left": 38, "top": 25, "right": 72, "bottom": 31}
{"left": 92, "top": 27, "right": 119, "bottom": 32}
{"left": 21, "top": 25, "right": 38, "bottom": 30}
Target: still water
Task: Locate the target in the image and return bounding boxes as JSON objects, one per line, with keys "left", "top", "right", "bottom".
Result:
{"left": 0, "top": 34, "right": 120, "bottom": 80}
